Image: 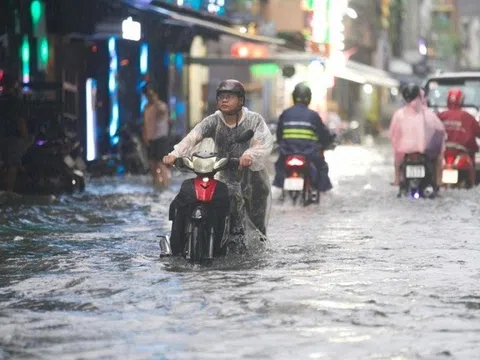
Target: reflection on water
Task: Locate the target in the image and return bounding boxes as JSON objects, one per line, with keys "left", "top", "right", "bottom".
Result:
{"left": 1, "top": 143, "right": 480, "bottom": 359}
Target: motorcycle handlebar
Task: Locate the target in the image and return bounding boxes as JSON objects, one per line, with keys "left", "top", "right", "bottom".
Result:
{"left": 173, "top": 157, "right": 241, "bottom": 171}
{"left": 227, "top": 158, "right": 240, "bottom": 170}
{"left": 173, "top": 158, "right": 184, "bottom": 169}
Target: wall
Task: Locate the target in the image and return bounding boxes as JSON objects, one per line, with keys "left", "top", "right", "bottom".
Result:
{"left": 188, "top": 36, "right": 209, "bottom": 128}
{"left": 268, "top": 0, "right": 304, "bottom": 32}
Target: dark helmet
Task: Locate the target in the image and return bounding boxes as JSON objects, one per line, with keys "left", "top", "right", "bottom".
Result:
{"left": 216, "top": 79, "right": 245, "bottom": 100}
{"left": 292, "top": 82, "right": 312, "bottom": 105}
{"left": 216, "top": 79, "right": 245, "bottom": 115}
{"left": 401, "top": 83, "right": 420, "bottom": 103}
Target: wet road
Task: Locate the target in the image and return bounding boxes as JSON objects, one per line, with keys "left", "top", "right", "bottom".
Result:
{"left": 1, "top": 142, "right": 480, "bottom": 360}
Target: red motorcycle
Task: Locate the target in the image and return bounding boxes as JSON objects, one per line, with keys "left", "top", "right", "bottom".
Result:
{"left": 159, "top": 130, "right": 254, "bottom": 264}
{"left": 442, "top": 142, "right": 475, "bottom": 188}
{"left": 282, "top": 154, "right": 318, "bottom": 206}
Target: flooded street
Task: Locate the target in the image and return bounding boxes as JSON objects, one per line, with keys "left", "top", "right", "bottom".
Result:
{"left": 1, "top": 142, "right": 480, "bottom": 360}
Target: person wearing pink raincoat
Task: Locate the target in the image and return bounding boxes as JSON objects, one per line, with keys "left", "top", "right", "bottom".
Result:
{"left": 389, "top": 84, "right": 446, "bottom": 186}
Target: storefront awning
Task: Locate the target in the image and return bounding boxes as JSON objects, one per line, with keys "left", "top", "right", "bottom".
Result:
{"left": 341, "top": 61, "right": 400, "bottom": 88}
{"left": 122, "top": 0, "right": 285, "bottom": 46}
{"left": 188, "top": 54, "right": 399, "bottom": 88}
{"left": 188, "top": 53, "right": 325, "bottom": 66}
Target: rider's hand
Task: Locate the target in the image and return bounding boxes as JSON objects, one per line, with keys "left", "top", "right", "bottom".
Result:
{"left": 163, "top": 155, "right": 177, "bottom": 166}
{"left": 239, "top": 154, "right": 253, "bottom": 168}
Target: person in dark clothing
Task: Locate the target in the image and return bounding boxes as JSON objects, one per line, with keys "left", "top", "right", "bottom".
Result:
{"left": 0, "top": 73, "right": 28, "bottom": 193}
{"left": 273, "top": 82, "right": 333, "bottom": 192}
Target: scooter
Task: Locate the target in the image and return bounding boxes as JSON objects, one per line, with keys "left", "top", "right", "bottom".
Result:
{"left": 398, "top": 152, "right": 436, "bottom": 199}
{"left": 158, "top": 129, "right": 254, "bottom": 264}
{"left": 442, "top": 142, "right": 475, "bottom": 189}
{"left": 281, "top": 155, "right": 318, "bottom": 206}
{"left": 5, "top": 132, "right": 86, "bottom": 195}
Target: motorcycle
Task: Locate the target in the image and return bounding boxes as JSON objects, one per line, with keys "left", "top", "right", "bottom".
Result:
{"left": 442, "top": 142, "right": 475, "bottom": 189}
{"left": 5, "top": 132, "right": 86, "bottom": 195}
{"left": 117, "top": 122, "right": 149, "bottom": 175}
{"left": 158, "top": 129, "right": 255, "bottom": 264}
{"left": 281, "top": 155, "right": 319, "bottom": 206}
{"left": 398, "top": 152, "right": 436, "bottom": 199}
{"left": 280, "top": 133, "right": 335, "bottom": 206}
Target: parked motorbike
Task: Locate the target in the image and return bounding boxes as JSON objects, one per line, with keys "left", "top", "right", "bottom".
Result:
{"left": 281, "top": 155, "right": 319, "bottom": 206}
{"left": 158, "top": 129, "right": 254, "bottom": 264}
{"left": 398, "top": 152, "right": 436, "bottom": 199}
{"left": 5, "top": 131, "right": 86, "bottom": 195}
{"left": 117, "top": 122, "right": 149, "bottom": 175}
{"left": 442, "top": 142, "right": 475, "bottom": 189}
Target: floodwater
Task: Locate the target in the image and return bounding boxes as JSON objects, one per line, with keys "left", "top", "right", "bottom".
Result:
{"left": 1, "top": 142, "right": 479, "bottom": 360}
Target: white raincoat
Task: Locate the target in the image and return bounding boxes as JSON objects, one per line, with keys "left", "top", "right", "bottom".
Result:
{"left": 170, "top": 107, "right": 273, "bottom": 249}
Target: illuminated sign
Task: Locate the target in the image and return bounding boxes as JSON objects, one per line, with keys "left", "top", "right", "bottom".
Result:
{"left": 122, "top": 17, "right": 141, "bottom": 41}
{"left": 231, "top": 42, "right": 269, "bottom": 58}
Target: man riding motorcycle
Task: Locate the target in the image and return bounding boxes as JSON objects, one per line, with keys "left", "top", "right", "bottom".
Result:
{"left": 389, "top": 83, "right": 446, "bottom": 187}
{"left": 437, "top": 88, "right": 480, "bottom": 184}
{"left": 163, "top": 79, "right": 273, "bottom": 254}
{"left": 272, "top": 82, "right": 333, "bottom": 193}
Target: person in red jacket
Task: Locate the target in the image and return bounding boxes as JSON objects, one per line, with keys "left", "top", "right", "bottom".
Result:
{"left": 437, "top": 88, "right": 480, "bottom": 183}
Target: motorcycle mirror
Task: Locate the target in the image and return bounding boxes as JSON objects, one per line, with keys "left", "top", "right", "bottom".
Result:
{"left": 182, "top": 158, "right": 194, "bottom": 169}
{"left": 213, "top": 158, "right": 228, "bottom": 170}
{"left": 236, "top": 129, "right": 254, "bottom": 144}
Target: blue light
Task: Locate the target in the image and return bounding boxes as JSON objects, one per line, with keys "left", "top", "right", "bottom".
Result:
{"left": 108, "top": 38, "right": 115, "bottom": 53}
{"left": 108, "top": 73, "right": 116, "bottom": 93}
{"left": 176, "top": 101, "right": 185, "bottom": 116}
{"left": 108, "top": 37, "right": 119, "bottom": 146}
{"left": 175, "top": 53, "right": 183, "bottom": 70}
{"left": 140, "top": 43, "right": 148, "bottom": 75}
{"left": 141, "top": 95, "right": 148, "bottom": 112}
{"left": 110, "top": 103, "right": 119, "bottom": 137}
{"left": 110, "top": 56, "right": 117, "bottom": 71}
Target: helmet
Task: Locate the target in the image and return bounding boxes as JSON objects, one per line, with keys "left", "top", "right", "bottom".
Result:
{"left": 401, "top": 83, "right": 420, "bottom": 103}
{"left": 447, "top": 88, "right": 464, "bottom": 109}
{"left": 216, "top": 79, "right": 245, "bottom": 100}
{"left": 292, "top": 82, "right": 312, "bottom": 105}
{"left": 216, "top": 79, "right": 245, "bottom": 115}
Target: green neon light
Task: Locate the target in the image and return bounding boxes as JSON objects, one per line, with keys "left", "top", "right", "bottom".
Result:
{"left": 250, "top": 63, "right": 279, "bottom": 77}
{"left": 30, "top": 0, "right": 42, "bottom": 26}
{"left": 39, "top": 36, "right": 49, "bottom": 65}
{"left": 21, "top": 35, "right": 30, "bottom": 81}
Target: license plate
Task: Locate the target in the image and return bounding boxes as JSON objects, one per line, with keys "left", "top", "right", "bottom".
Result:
{"left": 284, "top": 177, "right": 304, "bottom": 191}
{"left": 442, "top": 169, "right": 459, "bottom": 184}
{"left": 64, "top": 155, "right": 76, "bottom": 168}
{"left": 405, "top": 165, "right": 425, "bottom": 178}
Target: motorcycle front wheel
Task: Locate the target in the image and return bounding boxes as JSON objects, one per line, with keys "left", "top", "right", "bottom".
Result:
{"left": 190, "top": 223, "right": 205, "bottom": 264}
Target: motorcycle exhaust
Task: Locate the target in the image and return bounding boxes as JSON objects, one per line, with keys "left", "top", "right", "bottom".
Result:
{"left": 158, "top": 235, "right": 172, "bottom": 257}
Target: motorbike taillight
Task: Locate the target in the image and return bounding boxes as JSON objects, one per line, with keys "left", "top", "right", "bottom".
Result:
{"left": 287, "top": 158, "right": 304, "bottom": 167}
{"left": 445, "top": 155, "right": 455, "bottom": 165}
{"left": 456, "top": 155, "right": 472, "bottom": 168}
{"left": 285, "top": 155, "right": 306, "bottom": 168}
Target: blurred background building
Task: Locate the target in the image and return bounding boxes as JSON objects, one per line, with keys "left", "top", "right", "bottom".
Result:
{"left": 0, "top": 0, "right": 472, "bottom": 165}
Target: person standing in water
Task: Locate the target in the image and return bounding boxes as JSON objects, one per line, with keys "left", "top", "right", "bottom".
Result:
{"left": 142, "top": 84, "right": 171, "bottom": 187}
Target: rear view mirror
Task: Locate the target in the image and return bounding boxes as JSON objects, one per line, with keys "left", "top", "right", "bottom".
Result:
{"left": 236, "top": 129, "right": 254, "bottom": 144}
